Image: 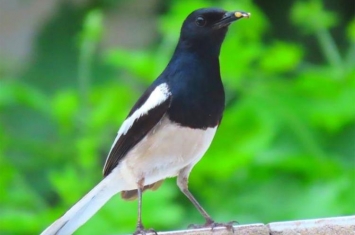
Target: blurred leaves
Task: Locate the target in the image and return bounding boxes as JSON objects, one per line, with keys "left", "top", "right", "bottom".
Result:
{"left": 51, "top": 90, "right": 79, "bottom": 131}
{"left": 291, "top": 0, "right": 338, "bottom": 32}
{"left": 79, "top": 9, "right": 104, "bottom": 42}
{"left": 0, "top": 0, "right": 354, "bottom": 234}
{"left": 259, "top": 42, "right": 303, "bottom": 73}
{"left": 347, "top": 18, "right": 355, "bottom": 41}
{"left": 0, "top": 81, "right": 49, "bottom": 113}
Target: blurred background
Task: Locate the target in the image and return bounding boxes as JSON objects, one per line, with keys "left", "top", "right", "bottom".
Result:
{"left": 0, "top": 0, "right": 354, "bottom": 234}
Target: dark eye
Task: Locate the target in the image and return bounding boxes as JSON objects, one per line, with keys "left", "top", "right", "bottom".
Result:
{"left": 195, "top": 16, "right": 206, "bottom": 27}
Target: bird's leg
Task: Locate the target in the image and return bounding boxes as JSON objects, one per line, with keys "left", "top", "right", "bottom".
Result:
{"left": 134, "top": 181, "right": 145, "bottom": 233}
{"left": 178, "top": 176, "right": 213, "bottom": 223}
{"left": 133, "top": 178, "right": 157, "bottom": 235}
{"left": 177, "top": 168, "right": 237, "bottom": 231}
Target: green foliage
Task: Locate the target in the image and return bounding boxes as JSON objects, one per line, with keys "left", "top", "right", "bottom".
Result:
{"left": 291, "top": 0, "right": 338, "bottom": 32}
{"left": 0, "top": 0, "right": 354, "bottom": 234}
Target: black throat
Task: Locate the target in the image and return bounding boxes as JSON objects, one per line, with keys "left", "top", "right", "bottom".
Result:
{"left": 164, "top": 43, "right": 225, "bottom": 129}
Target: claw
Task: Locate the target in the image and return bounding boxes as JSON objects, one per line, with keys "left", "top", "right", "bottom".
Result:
{"left": 188, "top": 220, "right": 238, "bottom": 232}
{"left": 133, "top": 225, "right": 157, "bottom": 235}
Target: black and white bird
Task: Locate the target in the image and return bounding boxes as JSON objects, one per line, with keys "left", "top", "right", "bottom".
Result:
{"left": 41, "top": 8, "right": 250, "bottom": 235}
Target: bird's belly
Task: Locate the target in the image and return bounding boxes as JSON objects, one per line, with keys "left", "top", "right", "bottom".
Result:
{"left": 116, "top": 116, "right": 217, "bottom": 189}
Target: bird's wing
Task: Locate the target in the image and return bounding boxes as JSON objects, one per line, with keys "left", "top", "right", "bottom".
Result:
{"left": 103, "top": 82, "right": 171, "bottom": 176}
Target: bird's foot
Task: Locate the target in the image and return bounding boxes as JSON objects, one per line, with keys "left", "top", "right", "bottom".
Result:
{"left": 188, "top": 219, "right": 238, "bottom": 232}
{"left": 133, "top": 224, "right": 157, "bottom": 235}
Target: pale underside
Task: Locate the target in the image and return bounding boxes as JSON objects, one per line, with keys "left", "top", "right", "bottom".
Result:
{"left": 111, "top": 116, "right": 217, "bottom": 189}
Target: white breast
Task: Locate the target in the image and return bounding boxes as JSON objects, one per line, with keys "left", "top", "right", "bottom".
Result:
{"left": 113, "top": 117, "right": 217, "bottom": 189}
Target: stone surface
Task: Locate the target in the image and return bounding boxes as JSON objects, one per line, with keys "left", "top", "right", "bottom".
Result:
{"left": 268, "top": 216, "right": 355, "bottom": 235}
{"left": 122, "top": 216, "right": 355, "bottom": 235}
{"left": 124, "top": 224, "right": 269, "bottom": 235}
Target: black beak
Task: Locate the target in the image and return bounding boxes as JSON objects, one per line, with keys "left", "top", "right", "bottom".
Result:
{"left": 213, "top": 11, "right": 250, "bottom": 29}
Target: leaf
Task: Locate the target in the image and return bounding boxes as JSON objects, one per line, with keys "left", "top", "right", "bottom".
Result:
{"left": 291, "top": 0, "right": 338, "bottom": 32}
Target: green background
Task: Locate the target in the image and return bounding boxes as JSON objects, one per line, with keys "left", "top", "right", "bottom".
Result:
{"left": 0, "top": 0, "right": 354, "bottom": 234}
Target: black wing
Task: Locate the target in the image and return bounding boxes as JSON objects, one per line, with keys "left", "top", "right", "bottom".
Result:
{"left": 103, "top": 84, "right": 171, "bottom": 177}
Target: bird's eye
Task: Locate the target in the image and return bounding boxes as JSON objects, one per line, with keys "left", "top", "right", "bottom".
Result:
{"left": 195, "top": 16, "right": 206, "bottom": 27}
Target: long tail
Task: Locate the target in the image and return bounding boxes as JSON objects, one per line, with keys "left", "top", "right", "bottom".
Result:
{"left": 41, "top": 172, "right": 127, "bottom": 235}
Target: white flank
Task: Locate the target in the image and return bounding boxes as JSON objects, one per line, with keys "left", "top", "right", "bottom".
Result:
{"left": 105, "top": 83, "right": 171, "bottom": 164}
{"left": 118, "top": 117, "right": 217, "bottom": 186}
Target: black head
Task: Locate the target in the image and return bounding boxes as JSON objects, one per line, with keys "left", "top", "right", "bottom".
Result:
{"left": 178, "top": 8, "right": 250, "bottom": 55}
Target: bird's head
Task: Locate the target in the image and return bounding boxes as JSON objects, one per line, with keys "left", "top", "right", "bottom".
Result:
{"left": 178, "top": 8, "right": 250, "bottom": 55}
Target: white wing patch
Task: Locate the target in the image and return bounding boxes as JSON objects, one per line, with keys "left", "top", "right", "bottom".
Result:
{"left": 106, "top": 83, "right": 171, "bottom": 157}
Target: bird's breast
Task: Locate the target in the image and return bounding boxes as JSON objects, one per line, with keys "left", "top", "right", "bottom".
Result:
{"left": 115, "top": 117, "right": 217, "bottom": 189}
{"left": 167, "top": 79, "right": 225, "bottom": 129}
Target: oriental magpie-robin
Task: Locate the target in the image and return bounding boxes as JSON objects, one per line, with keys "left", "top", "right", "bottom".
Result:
{"left": 41, "top": 8, "right": 250, "bottom": 235}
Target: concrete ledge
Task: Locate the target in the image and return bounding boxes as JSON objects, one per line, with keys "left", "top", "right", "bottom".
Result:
{"left": 151, "top": 223, "right": 268, "bottom": 235}
{"left": 125, "top": 216, "right": 355, "bottom": 235}
{"left": 268, "top": 216, "right": 355, "bottom": 235}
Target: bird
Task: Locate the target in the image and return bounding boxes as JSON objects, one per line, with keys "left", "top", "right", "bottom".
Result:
{"left": 41, "top": 7, "right": 250, "bottom": 235}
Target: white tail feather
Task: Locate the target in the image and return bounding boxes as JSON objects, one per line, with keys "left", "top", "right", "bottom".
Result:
{"left": 41, "top": 173, "right": 126, "bottom": 235}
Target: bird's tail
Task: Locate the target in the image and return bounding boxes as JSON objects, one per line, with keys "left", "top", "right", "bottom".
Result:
{"left": 41, "top": 172, "right": 127, "bottom": 235}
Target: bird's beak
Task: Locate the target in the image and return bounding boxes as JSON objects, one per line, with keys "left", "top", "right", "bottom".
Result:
{"left": 213, "top": 11, "right": 250, "bottom": 29}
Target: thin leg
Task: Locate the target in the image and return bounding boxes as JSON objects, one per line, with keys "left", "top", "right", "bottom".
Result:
{"left": 177, "top": 167, "right": 237, "bottom": 231}
{"left": 136, "top": 182, "right": 144, "bottom": 231}
{"left": 133, "top": 178, "right": 157, "bottom": 235}
{"left": 177, "top": 174, "right": 214, "bottom": 224}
